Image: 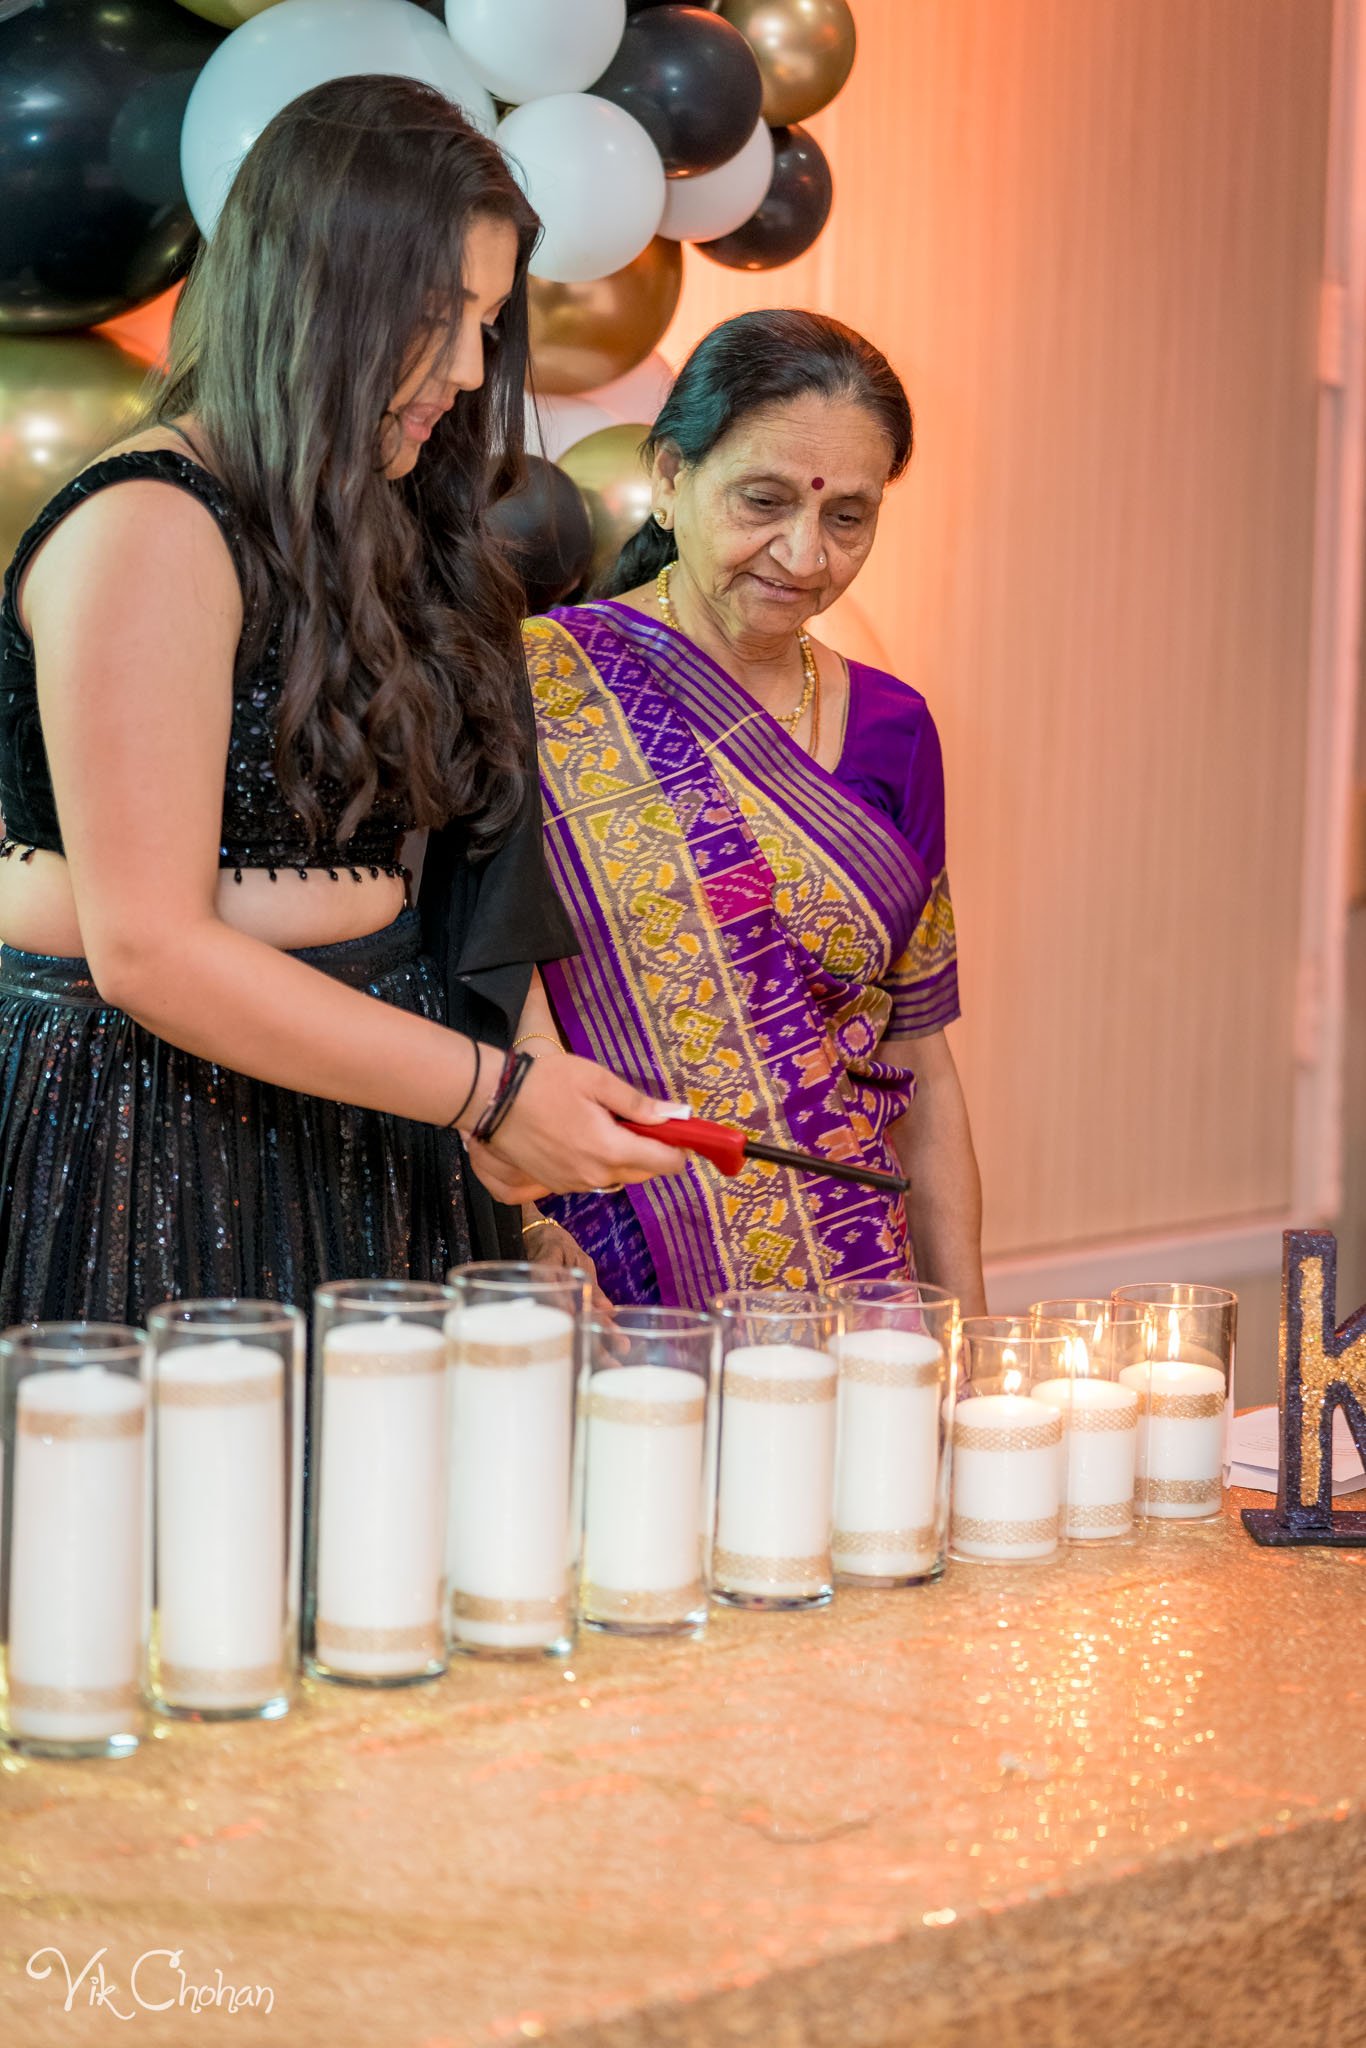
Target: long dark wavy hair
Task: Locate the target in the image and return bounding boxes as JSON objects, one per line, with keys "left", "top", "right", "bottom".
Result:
{"left": 598, "top": 310, "right": 914, "bottom": 598}
{"left": 147, "top": 76, "right": 539, "bottom": 847}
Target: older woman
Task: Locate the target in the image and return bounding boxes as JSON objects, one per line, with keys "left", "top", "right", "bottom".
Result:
{"left": 520, "top": 310, "right": 984, "bottom": 1313}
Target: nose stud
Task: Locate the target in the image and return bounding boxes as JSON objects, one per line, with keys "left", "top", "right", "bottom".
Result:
{"left": 817, "top": 551, "right": 826, "bottom": 567}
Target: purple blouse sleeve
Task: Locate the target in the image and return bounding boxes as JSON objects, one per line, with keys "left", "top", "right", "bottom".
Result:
{"left": 837, "top": 662, "right": 961, "bottom": 1037}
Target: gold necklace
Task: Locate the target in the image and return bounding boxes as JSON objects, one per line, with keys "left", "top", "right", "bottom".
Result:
{"left": 656, "top": 563, "right": 821, "bottom": 741}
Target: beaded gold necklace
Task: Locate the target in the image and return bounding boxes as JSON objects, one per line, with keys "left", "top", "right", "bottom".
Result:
{"left": 655, "top": 563, "right": 821, "bottom": 752}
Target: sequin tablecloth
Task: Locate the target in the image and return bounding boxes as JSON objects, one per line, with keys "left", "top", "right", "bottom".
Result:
{"left": 2, "top": 1493, "right": 1364, "bottom": 2047}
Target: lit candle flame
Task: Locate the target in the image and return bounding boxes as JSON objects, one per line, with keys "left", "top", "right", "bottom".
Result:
{"left": 1003, "top": 1367, "right": 1023, "bottom": 1396}
{"left": 1068, "top": 1334, "right": 1091, "bottom": 1378}
{"left": 1166, "top": 1306, "right": 1182, "bottom": 1361}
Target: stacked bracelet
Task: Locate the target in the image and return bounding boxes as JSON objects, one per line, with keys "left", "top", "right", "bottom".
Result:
{"left": 471, "top": 1050, "right": 535, "bottom": 1145}
{"left": 446, "top": 1045, "right": 483, "bottom": 1132}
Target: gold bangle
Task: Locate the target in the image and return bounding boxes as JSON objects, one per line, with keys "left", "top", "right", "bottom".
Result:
{"left": 512, "top": 1032, "right": 564, "bottom": 1056}
{"left": 521, "top": 1217, "right": 556, "bottom": 1236}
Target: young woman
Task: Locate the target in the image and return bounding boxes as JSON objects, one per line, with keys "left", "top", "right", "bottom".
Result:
{"left": 0, "top": 75, "right": 680, "bottom": 1326}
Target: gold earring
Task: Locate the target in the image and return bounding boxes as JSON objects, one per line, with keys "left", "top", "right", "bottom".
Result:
{"left": 654, "top": 510, "right": 668, "bottom": 527}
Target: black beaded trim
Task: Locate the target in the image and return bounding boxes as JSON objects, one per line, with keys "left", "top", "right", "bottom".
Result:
{"left": 223, "top": 860, "right": 410, "bottom": 886}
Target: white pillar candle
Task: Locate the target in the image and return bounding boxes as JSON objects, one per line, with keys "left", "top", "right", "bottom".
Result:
{"left": 950, "top": 1393, "right": 1060, "bottom": 1561}
{"left": 832, "top": 1329, "right": 942, "bottom": 1580}
{"left": 8, "top": 1367, "right": 146, "bottom": 1745}
{"left": 315, "top": 1317, "right": 447, "bottom": 1679}
{"left": 446, "top": 1301, "right": 576, "bottom": 1652}
{"left": 154, "top": 1341, "right": 287, "bottom": 1711}
{"left": 1031, "top": 1377, "right": 1138, "bottom": 1541}
{"left": 1118, "top": 1359, "right": 1227, "bottom": 1519}
{"left": 581, "top": 1366, "right": 706, "bottom": 1629}
{"left": 714, "top": 1346, "right": 836, "bottom": 1600}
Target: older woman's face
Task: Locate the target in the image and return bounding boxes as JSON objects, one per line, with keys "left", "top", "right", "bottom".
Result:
{"left": 655, "top": 392, "right": 894, "bottom": 640}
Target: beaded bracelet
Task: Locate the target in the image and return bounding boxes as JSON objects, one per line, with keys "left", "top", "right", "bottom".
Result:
{"left": 470, "top": 1049, "right": 535, "bottom": 1146}
{"left": 512, "top": 1031, "right": 564, "bottom": 1056}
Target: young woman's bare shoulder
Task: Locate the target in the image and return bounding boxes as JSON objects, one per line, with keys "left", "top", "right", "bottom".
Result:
{"left": 22, "top": 471, "right": 242, "bottom": 643}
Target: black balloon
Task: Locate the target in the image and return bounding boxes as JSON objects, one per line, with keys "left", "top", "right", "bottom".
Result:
{"left": 698, "top": 123, "right": 832, "bottom": 269}
{"left": 0, "top": 0, "right": 222, "bottom": 333}
{"left": 488, "top": 458, "right": 595, "bottom": 617}
{"left": 590, "top": 5, "right": 762, "bottom": 179}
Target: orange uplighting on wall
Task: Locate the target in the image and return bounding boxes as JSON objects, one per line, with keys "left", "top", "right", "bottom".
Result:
{"left": 668, "top": 0, "right": 1333, "bottom": 1275}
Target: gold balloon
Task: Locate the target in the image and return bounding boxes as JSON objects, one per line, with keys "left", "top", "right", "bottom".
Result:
{"left": 173, "top": 0, "right": 285, "bottom": 25}
{"left": 529, "top": 238, "right": 683, "bottom": 398}
{"left": 0, "top": 337, "right": 152, "bottom": 568}
{"left": 557, "top": 423, "right": 656, "bottom": 587}
{"left": 716, "top": 0, "right": 856, "bottom": 127}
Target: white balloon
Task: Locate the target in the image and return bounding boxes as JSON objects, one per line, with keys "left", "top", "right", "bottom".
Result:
{"left": 586, "top": 351, "right": 674, "bottom": 427}
{"left": 524, "top": 390, "right": 614, "bottom": 462}
{"left": 498, "top": 95, "right": 665, "bottom": 285}
{"left": 446, "top": 0, "right": 626, "bottom": 104}
{"left": 181, "top": 0, "right": 497, "bottom": 235}
{"left": 659, "top": 119, "right": 775, "bottom": 242}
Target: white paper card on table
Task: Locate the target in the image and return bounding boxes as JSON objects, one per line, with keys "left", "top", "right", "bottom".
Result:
{"left": 1228, "top": 1404, "right": 1366, "bottom": 1495}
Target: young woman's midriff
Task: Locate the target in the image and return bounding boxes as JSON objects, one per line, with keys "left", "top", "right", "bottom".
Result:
{"left": 0, "top": 854, "right": 407, "bottom": 962}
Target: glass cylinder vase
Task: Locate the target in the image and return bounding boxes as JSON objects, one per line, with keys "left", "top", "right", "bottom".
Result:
{"left": 828, "top": 1279, "right": 958, "bottom": 1586}
{"left": 712, "top": 1290, "right": 841, "bottom": 1609}
{"left": 1111, "top": 1283, "right": 1237, "bottom": 1522}
{"left": 445, "top": 1261, "right": 589, "bottom": 1659}
{"left": 306, "top": 1281, "right": 454, "bottom": 1686}
{"left": 579, "top": 1306, "right": 716, "bottom": 1636}
{"left": 1028, "top": 1298, "right": 1145, "bottom": 1546}
{"left": 1, "top": 1323, "right": 148, "bottom": 1759}
{"left": 147, "top": 1300, "right": 303, "bottom": 1719}
{"left": 950, "top": 1318, "right": 1071, "bottom": 1564}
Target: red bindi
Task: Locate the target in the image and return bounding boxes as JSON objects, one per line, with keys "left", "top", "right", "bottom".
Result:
{"left": 811, "top": 477, "right": 825, "bottom": 490}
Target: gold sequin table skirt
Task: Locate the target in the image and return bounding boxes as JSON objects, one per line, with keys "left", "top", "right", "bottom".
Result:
{"left": 2, "top": 1493, "right": 1364, "bottom": 2046}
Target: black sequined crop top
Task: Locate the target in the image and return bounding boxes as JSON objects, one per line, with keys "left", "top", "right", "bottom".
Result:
{"left": 0, "top": 450, "right": 413, "bottom": 882}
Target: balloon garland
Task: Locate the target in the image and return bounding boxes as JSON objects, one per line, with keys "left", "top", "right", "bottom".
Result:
{"left": 1, "top": 0, "right": 857, "bottom": 609}
{"left": 0, "top": 0, "right": 223, "bottom": 332}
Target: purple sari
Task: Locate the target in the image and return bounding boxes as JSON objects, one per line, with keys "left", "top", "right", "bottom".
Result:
{"left": 528, "top": 602, "right": 959, "bottom": 1308}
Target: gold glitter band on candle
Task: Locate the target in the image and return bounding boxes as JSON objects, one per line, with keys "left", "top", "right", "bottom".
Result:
{"left": 1062, "top": 1501, "right": 1133, "bottom": 1534}
{"left": 17, "top": 1404, "right": 144, "bottom": 1441}
{"left": 712, "top": 1548, "right": 830, "bottom": 1585}
{"left": 583, "top": 1391, "right": 705, "bottom": 1427}
{"left": 156, "top": 1370, "right": 283, "bottom": 1408}
{"left": 1066, "top": 1403, "right": 1140, "bottom": 1434}
{"left": 1134, "top": 1390, "right": 1225, "bottom": 1420}
{"left": 324, "top": 1349, "right": 444, "bottom": 1379}
{"left": 448, "top": 1592, "right": 567, "bottom": 1626}
{"left": 452, "top": 1334, "right": 573, "bottom": 1370}
{"left": 839, "top": 1353, "right": 941, "bottom": 1389}
{"left": 580, "top": 1581, "right": 705, "bottom": 1623}
{"left": 953, "top": 1414, "right": 1061, "bottom": 1452}
{"left": 832, "top": 1525, "right": 937, "bottom": 1557}
{"left": 8, "top": 1677, "right": 139, "bottom": 1713}
{"left": 722, "top": 1371, "right": 837, "bottom": 1405}
{"left": 1134, "top": 1476, "right": 1222, "bottom": 1506}
{"left": 315, "top": 1619, "right": 442, "bottom": 1655}
{"left": 950, "top": 1511, "right": 1059, "bottom": 1545}
{"left": 157, "top": 1661, "right": 287, "bottom": 1699}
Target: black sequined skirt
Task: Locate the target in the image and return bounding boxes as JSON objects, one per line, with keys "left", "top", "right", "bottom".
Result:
{"left": 0, "top": 909, "right": 471, "bottom": 1327}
